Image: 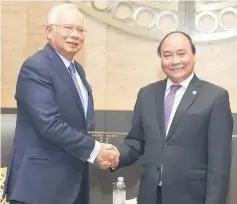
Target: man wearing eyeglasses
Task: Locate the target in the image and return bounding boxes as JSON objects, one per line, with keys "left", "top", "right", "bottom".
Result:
{"left": 3, "top": 3, "right": 119, "bottom": 204}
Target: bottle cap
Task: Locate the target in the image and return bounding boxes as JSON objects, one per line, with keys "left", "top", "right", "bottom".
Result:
{"left": 118, "top": 177, "right": 124, "bottom": 182}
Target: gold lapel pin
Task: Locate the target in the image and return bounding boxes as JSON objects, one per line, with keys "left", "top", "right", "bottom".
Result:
{"left": 192, "top": 90, "right": 197, "bottom": 95}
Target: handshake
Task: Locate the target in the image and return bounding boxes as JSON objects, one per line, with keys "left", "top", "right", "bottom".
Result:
{"left": 96, "top": 143, "right": 120, "bottom": 169}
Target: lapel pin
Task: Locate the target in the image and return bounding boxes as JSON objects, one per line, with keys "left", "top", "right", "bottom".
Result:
{"left": 192, "top": 90, "right": 197, "bottom": 95}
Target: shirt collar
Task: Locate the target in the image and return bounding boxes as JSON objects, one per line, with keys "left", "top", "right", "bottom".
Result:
{"left": 56, "top": 52, "right": 74, "bottom": 69}
{"left": 166, "top": 72, "right": 194, "bottom": 91}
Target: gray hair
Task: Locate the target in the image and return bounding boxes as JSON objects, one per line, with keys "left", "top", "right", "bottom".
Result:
{"left": 47, "top": 3, "right": 84, "bottom": 25}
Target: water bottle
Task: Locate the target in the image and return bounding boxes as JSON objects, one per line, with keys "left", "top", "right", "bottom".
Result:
{"left": 113, "top": 177, "right": 126, "bottom": 204}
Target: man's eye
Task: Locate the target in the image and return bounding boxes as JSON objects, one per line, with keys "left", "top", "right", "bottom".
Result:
{"left": 77, "top": 27, "right": 84, "bottom": 32}
{"left": 64, "top": 25, "right": 73, "bottom": 29}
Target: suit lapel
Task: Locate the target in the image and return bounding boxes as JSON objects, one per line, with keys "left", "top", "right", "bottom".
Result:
{"left": 43, "top": 44, "right": 85, "bottom": 118}
{"left": 154, "top": 80, "right": 167, "bottom": 140}
{"left": 74, "top": 62, "right": 91, "bottom": 92}
{"left": 166, "top": 75, "right": 201, "bottom": 140}
{"left": 74, "top": 62, "right": 95, "bottom": 128}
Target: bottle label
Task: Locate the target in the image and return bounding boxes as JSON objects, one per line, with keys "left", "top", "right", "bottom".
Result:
{"left": 113, "top": 189, "right": 126, "bottom": 204}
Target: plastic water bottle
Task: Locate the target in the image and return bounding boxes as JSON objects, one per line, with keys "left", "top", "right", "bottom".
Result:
{"left": 113, "top": 177, "right": 126, "bottom": 204}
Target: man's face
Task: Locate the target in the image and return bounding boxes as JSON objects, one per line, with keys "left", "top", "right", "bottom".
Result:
{"left": 46, "top": 9, "right": 85, "bottom": 61}
{"left": 160, "top": 33, "right": 195, "bottom": 84}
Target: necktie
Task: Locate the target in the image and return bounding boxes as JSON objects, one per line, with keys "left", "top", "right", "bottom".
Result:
{"left": 68, "top": 63, "right": 86, "bottom": 115}
{"left": 164, "top": 84, "right": 182, "bottom": 132}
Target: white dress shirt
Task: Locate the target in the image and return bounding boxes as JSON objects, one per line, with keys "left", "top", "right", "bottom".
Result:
{"left": 165, "top": 73, "right": 194, "bottom": 135}
{"left": 56, "top": 53, "right": 101, "bottom": 163}
{"left": 57, "top": 54, "right": 88, "bottom": 116}
{"left": 159, "top": 72, "right": 194, "bottom": 186}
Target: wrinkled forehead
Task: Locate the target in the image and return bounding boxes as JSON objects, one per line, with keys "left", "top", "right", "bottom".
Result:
{"left": 56, "top": 9, "right": 84, "bottom": 25}
{"left": 161, "top": 33, "right": 192, "bottom": 52}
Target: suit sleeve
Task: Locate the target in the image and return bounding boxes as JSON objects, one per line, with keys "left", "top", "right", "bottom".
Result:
{"left": 205, "top": 90, "right": 233, "bottom": 204}
{"left": 114, "top": 89, "right": 145, "bottom": 170}
{"left": 15, "top": 59, "right": 96, "bottom": 163}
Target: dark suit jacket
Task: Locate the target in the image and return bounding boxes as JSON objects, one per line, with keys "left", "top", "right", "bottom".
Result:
{"left": 3, "top": 44, "right": 95, "bottom": 204}
{"left": 114, "top": 75, "right": 233, "bottom": 204}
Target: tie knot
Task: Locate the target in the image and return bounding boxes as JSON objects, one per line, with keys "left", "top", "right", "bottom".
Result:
{"left": 170, "top": 84, "right": 181, "bottom": 93}
{"left": 69, "top": 63, "right": 75, "bottom": 74}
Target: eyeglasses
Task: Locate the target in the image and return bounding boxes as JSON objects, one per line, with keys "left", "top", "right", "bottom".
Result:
{"left": 50, "top": 24, "right": 87, "bottom": 33}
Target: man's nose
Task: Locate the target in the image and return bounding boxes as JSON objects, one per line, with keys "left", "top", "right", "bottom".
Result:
{"left": 70, "top": 28, "right": 81, "bottom": 38}
{"left": 171, "top": 55, "right": 181, "bottom": 64}
{"left": 71, "top": 30, "right": 78, "bottom": 36}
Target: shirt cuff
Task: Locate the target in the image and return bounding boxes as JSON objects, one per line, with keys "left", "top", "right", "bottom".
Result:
{"left": 87, "top": 141, "right": 101, "bottom": 163}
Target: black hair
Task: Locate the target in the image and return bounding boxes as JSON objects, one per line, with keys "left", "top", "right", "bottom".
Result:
{"left": 157, "top": 31, "right": 196, "bottom": 57}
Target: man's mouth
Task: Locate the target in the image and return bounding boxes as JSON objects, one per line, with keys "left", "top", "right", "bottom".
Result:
{"left": 170, "top": 67, "right": 184, "bottom": 71}
{"left": 68, "top": 42, "right": 78, "bottom": 46}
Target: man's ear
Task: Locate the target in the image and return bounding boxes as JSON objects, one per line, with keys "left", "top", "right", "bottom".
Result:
{"left": 45, "top": 25, "right": 53, "bottom": 40}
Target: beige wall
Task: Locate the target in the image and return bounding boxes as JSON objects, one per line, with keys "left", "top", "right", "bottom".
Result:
{"left": 1, "top": 1, "right": 237, "bottom": 111}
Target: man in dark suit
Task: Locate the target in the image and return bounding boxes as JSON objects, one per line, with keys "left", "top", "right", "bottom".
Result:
{"left": 3, "top": 3, "right": 119, "bottom": 204}
{"left": 107, "top": 31, "right": 233, "bottom": 204}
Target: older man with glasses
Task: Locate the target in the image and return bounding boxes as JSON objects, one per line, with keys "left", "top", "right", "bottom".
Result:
{"left": 3, "top": 3, "right": 119, "bottom": 204}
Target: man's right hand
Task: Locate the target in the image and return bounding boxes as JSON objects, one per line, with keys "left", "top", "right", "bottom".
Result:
{"left": 96, "top": 143, "right": 120, "bottom": 169}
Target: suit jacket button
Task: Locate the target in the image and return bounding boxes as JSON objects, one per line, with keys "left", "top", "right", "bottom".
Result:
{"left": 164, "top": 143, "right": 168, "bottom": 147}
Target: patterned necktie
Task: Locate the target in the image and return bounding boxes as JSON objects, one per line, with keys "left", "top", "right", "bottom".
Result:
{"left": 164, "top": 84, "right": 182, "bottom": 132}
{"left": 68, "top": 63, "right": 86, "bottom": 115}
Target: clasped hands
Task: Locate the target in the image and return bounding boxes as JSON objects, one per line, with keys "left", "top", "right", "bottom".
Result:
{"left": 96, "top": 143, "right": 120, "bottom": 169}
